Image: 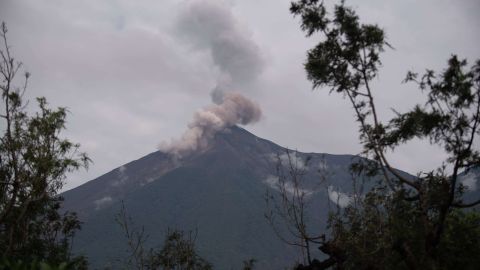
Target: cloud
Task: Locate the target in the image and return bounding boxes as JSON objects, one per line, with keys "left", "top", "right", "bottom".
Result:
{"left": 264, "top": 175, "right": 314, "bottom": 197}
{"left": 327, "top": 186, "right": 352, "bottom": 208}
{"left": 270, "top": 152, "right": 308, "bottom": 170}
{"left": 318, "top": 160, "right": 328, "bottom": 171}
{"left": 94, "top": 196, "right": 113, "bottom": 210}
{"left": 460, "top": 171, "right": 478, "bottom": 191}
{"left": 111, "top": 165, "right": 128, "bottom": 186}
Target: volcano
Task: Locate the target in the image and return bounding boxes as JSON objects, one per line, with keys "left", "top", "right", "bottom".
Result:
{"left": 62, "top": 126, "right": 479, "bottom": 269}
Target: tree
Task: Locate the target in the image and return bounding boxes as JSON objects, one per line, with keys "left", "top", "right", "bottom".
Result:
{"left": 151, "top": 229, "right": 212, "bottom": 270}
{"left": 265, "top": 150, "right": 326, "bottom": 265}
{"left": 114, "top": 201, "right": 149, "bottom": 270}
{"left": 0, "top": 22, "right": 90, "bottom": 267}
{"left": 241, "top": 258, "right": 257, "bottom": 270}
{"left": 115, "top": 201, "right": 212, "bottom": 270}
{"left": 289, "top": 0, "right": 480, "bottom": 269}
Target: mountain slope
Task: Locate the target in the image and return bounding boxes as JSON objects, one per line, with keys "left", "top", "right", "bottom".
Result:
{"left": 62, "top": 126, "right": 479, "bottom": 269}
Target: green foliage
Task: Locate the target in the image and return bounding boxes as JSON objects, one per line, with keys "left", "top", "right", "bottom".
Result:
{"left": 115, "top": 201, "right": 212, "bottom": 270}
{"left": 149, "top": 229, "right": 212, "bottom": 270}
{"left": 241, "top": 259, "right": 256, "bottom": 270}
{"left": 328, "top": 188, "right": 480, "bottom": 270}
{"left": 291, "top": 0, "right": 480, "bottom": 269}
{"left": 0, "top": 22, "right": 89, "bottom": 268}
{"left": 291, "top": 0, "right": 387, "bottom": 93}
{"left": 329, "top": 186, "right": 480, "bottom": 269}
{"left": 0, "top": 257, "right": 81, "bottom": 270}
{"left": 437, "top": 210, "right": 480, "bottom": 269}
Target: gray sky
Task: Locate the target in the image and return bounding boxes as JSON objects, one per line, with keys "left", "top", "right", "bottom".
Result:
{"left": 0, "top": 0, "right": 479, "bottom": 191}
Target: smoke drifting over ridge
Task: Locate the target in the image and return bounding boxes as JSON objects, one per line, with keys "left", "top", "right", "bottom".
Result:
{"left": 160, "top": 0, "right": 264, "bottom": 157}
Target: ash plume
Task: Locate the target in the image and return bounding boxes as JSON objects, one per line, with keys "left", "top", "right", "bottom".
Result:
{"left": 176, "top": 0, "right": 264, "bottom": 96}
{"left": 160, "top": 92, "right": 261, "bottom": 157}
{"left": 160, "top": 0, "right": 264, "bottom": 157}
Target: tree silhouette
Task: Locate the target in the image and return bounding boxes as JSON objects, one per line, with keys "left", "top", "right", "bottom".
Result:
{"left": 290, "top": 1, "right": 480, "bottom": 269}
{"left": 0, "top": 22, "right": 90, "bottom": 268}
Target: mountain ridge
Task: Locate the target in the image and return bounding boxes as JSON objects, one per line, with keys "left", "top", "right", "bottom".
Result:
{"left": 62, "top": 125, "right": 479, "bottom": 269}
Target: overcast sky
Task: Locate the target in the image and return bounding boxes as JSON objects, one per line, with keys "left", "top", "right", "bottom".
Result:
{"left": 1, "top": 0, "right": 479, "bottom": 191}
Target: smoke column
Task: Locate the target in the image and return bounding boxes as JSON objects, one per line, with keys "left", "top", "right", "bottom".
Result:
{"left": 176, "top": 0, "right": 264, "bottom": 97}
{"left": 160, "top": 0, "right": 264, "bottom": 157}
{"left": 160, "top": 92, "right": 261, "bottom": 157}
